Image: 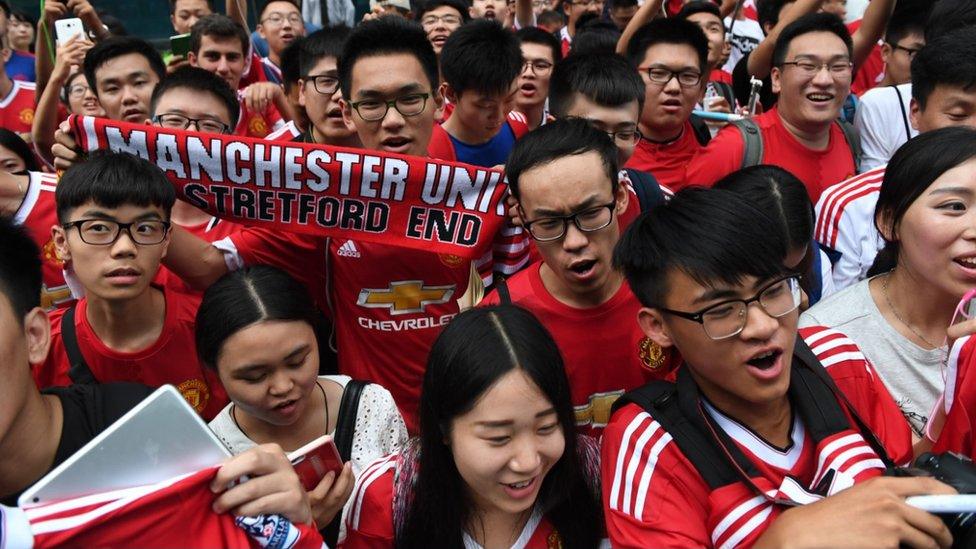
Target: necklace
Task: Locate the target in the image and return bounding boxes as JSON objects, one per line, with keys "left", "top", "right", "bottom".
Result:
{"left": 882, "top": 272, "right": 938, "bottom": 348}
{"left": 232, "top": 380, "right": 330, "bottom": 443}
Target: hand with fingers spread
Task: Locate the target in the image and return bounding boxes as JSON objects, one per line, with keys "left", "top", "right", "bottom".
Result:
{"left": 307, "top": 462, "right": 355, "bottom": 527}
{"left": 210, "top": 444, "right": 313, "bottom": 525}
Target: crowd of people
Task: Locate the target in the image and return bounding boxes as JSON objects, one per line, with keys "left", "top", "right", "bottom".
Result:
{"left": 3, "top": 0, "right": 976, "bottom": 547}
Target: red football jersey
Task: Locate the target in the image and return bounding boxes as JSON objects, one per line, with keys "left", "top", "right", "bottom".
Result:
{"left": 0, "top": 79, "right": 36, "bottom": 136}
{"left": 15, "top": 171, "right": 74, "bottom": 310}
{"left": 934, "top": 335, "right": 976, "bottom": 458}
{"left": 481, "top": 262, "right": 674, "bottom": 436}
{"left": 16, "top": 467, "right": 323, "bottom": 549}
{"left": 601, "top": 326, "right": 911, "bottom": 548}
{"left": 265, "top": 120, "right": 303, "bottom": 142}
{"left": 685, "top": 107, "right": 857, "bottom": 203}
{"left": 236, "top": 92, "right": 285, "bottom": 139}
{"left": 155, "top": 217, "right": 244, "bottom": 295}
{"left": 342, "top": 454, "right": 562, "bottom": 548}
{"left": 624, "top": 121, "right": 702, "bottom": 191}
{"left": 848, "top": 21, "right": 885, "bottom": 96}
{"left": 34, "top": 287, "right": 229, "bottom": 420}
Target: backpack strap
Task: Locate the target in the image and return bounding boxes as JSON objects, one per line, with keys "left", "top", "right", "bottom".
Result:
{"left": 493, "top": 276, "right": 512, "bottom": 304}
{"left": 808, "top": 241, "right": 824, "bottom": 305}
{"left": 836, "top": 118, "right": 862, "bottom": 173}
{"left": 624, "top": 168, "right": 666, "bottom": 213}
{"left": 891, "top": 85, "right": 912, "bottom": 142}
{"left": 733, "top": 118, "right": 764, "bottom": 169}
{"left": 62, "top": 306, "right": 98, "bottom": 385}
{"left": 688, "top": 115, "right": 713, "bottom": 147}
{"left": 320, "top": 379, "right": 371, "bottom": 547}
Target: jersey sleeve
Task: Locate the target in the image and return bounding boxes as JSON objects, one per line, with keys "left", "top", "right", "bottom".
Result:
{"left": 601, "top": 403, "right": 711, "bottom": 548}
{"left": 799, "top": 326, "right": 913, "bottom": 465}
{"left": 340, "top": 456, "right": 396, "bottom": 548}
{"left": 934, "top": 336, "right": 976, "bottom": 458}
{"left": 853, "top": 92, "right": 897, "bottom": 172}
{"left": 684, "top": 126, "right": 746, "bottom": 188}
{"left": 822, "top": 200, "right": 872, "bottom": 291}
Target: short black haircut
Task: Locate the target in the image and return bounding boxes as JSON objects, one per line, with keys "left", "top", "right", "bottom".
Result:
{"left": 757, "top": 0, "right": 791, "bottom": 33}
{"left": 570, "top": 19, "right": 621, "bottom": 57}
{"left": 258, "top": 0, "right": 301, "bottom": 19}
{"left": 0, "top": 128, "right": 39, "bottom": 172}
{"left": 771, "top": 13, "right": 853, "bottom": 67}
{"left": 10, "top": 9, "right": 36, "bottom": 27}
{"left": 299, "top": 26, "right": 351, "bottom": 76}
{"left": 549, "top": 53, "right": 644, "bottom": 118}
{"left": 676, "top": 0, "right": 722, "bottom": 22}
{"left": 538, "top": 10, "right": 566, "bottom": 28}
{"left": 505, "top": 117, "right": 618, "bottom": 201}
{"left": 614, "top": 187, "right": 787, "bottom": 309}
{"left": 0, "top": 216, "right": 41, "bottom": 322}
{"left": 884, "top": 1, "right": 928, "bottom": 47}
{"left": 440, "top": 19, "right": 522, "bottom": 97}
{"left": 190, "top": 14, "right": 249, "bottom": 56}
{"left": 168, "top": 0, "right": 215, "bottom": 14}
{"left": 926, "top": 0, "right": 976, "bottom": 42}
{"left": 911, "top": 26, "right": 976, "bottom": 111}
{"left": 610, "top": 0, "right": 638, "bottom": 10}
{"left": 416, "top": 0, "right": 470, "bottom": 22}
{"left": 150, "top": 66, "right": 240, "bottom": 128}
{"left": 0, "top": 1, "right": 10, "bottom": 19}
{"left": 83, "top": 37, "right": 166, "bottom": 94}
{"left": 280, "top": 36, "right": 304, "bottom": 92}
{"left": 626, "top": 18, "right": 709, "bottom": 74}
{"left": 55, "top": 151, "right": 177, "bottom": 223}
{"left": 338, "top": 17, "right": 439, "bottom": 99}
{"left": 516, "top": 26, "right": 562, "bottom": 65}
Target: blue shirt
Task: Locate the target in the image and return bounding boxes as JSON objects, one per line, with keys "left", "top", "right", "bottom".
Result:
{"left": 448, "top": 123, "right": 517, "bottom": 168}
{"left": 6, "top": 51, "right": 35, "bottom": 83}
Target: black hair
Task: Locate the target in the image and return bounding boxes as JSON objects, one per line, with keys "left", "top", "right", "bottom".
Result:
{"left": 280, "top": 36, "right": 304, "bottom": 92}
{"left": 299, "top": 27, "right": 351, "bottom": 76}
{"left": 625, "top": 18, "right": 709, "bottom": 74}
{"left": 0, "top": 128, "right": 38, "bottom": 172}
{"left": 9, "top": 9, "right": 35, "bottom": 27}
{"left": 883, "top": 8, "right": 926, "bottom": 48}
{"left": 505, "top": 117, "right": 618, "bottom": 201}
{"left": 440, "top": 19, "right": 522, "bottom": 97}
{"left": 97, "top": 10, "right": 128, "bottom": 36}
{"left": 771, "top": 12, "right": 853, "bottom": 67}
{"left": 756, "top": 0, "right": 791, "bottom": 33}
{"left": 910, "top": 26, "right": 976, "bottom": 111}
{"left": 83, "top": 37, "right": 165, "bottom": 94}
{"left": 0, "top": 1, "right": 10, "bottom": 19}
{"left": 538, "top": 9, "right": 566, "bottom": 28}
{"left": 615, "top": 186, "right": 788, "bottom": 308}
{"left": 610, "top": 0, "right": 638, "bottom": 10}
{"left": 398, "top": 304, "right": 603, "bottom": 549}
{"left": 0, "top": 215, "right": 41, "bottom": 322}
{"left": 150, "top": 65, "right": 240, "bottom": 129}
{"left": 338, "top": 17, "right": 439, "bottom": 99}
{"left": 196, "top": 265, "right": 320, "bottom": 369}
{"left": 926, "top": 0, "right": 976, "bottom": 43}
{"left": 258, "top": 0, "right": 302, "bottom": 19}
{"left": 570, "top": 19, "right": 621, "bottom": 57}
{"left": 168, "top": 0, "right": 216, "bottom": 14}
{"left": 516, "top": 26, "right": 562, "bottom": 65}
{"left": 676, "top": 0, "right": 722, "bottom": 22}
{"left": 189, "top": 14, "right": 249, "bottom": 56}
{"left": 869, "top": 127, "right": 976, "bottom": 277}
{"left": 549, "top": 53, "right": 644, "bottom": 118}
{"left": 55, "top": 150, "right": 177, "bottom": 223}
{"left": 416, "top": 0, "right": 471, "bottom": 22}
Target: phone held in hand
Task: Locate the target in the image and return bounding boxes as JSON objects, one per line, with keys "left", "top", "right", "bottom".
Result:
{"left": 55, "top": 18, "right": 85, "bottom": 46}
{"left": 170, "top": 33, "right": 191, "bottom": 58}
{"left": 288, "top": 435, "right": 344, "bottom": 492}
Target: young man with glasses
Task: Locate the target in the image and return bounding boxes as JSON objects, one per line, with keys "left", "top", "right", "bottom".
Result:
{"left": 559, "top": 0, "right": 604, "bottom": 56}
{"left": 33, "top": 151, "right": 229, "bottom": 420}
{"left": 687, "top": 13, "right": 859, "bottom": 203}
{"left": 416, "top": 0, "right": 468, "bottom": 56}
{"left": 256, "top": 0, "right": 306, "bottom": 84}
{"left": 623, "top": 18, "right": 710, "bottom": 190}
{"left": 603, "top": 186, "right": 947, "bottom": 548}
{"left": 291, "top": 27, "right": 360, "bottom": 149}
{"left": 482, "top": 119, "right": 673, "bottom": 436}
{"left": 513, "top": 27, "right": 561, "bottom": 131}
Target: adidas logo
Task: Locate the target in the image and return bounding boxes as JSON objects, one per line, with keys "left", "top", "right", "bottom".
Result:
{"left": 337, "top": 240, "right": 361, "bottom": 258}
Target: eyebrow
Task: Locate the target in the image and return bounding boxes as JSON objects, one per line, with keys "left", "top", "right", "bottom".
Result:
{"left": 475, "top": 407, "right": 558, "bottom": 428}
{"left": 790, "top": 54, "right": 851, "bottom": 63}
{"left": 355, "top": 83, "right": 424, "bottom": 99}
{"left": 532, "top": 194, "right": 607, "bottom": 216}
{"left": 235, "top": 343, "right": 311, "bottom": 372}
{"left": 648, "top": 63, "right": 700, "bottom": 72}
{"left": 77, "top": 210, "right": 164, "bottom": 221}
{"left": 929, "top": 186, "right": 975, "bottom": 197}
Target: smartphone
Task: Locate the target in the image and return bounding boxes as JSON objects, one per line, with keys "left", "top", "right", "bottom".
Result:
{"left": 55, "top": 18, "right": 85, "bottom": 46}
{"left": 746, "top": 77, "right": 763, "bottom": 117}
{"left": 287, "top": 435, "right": 344, "bottom": 492}
{"left": 170, "top": 33, "right": 191, "bottom": 58}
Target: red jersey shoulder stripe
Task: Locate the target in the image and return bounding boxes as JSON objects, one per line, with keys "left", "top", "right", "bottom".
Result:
{"left": 350, "top": 454, "right": 396, "bottom": 530}
{"left": 801, "top": 326, "right": 871, "bottom": 374}
{"left": 814, "top": 166, "right": 885, "bottom": 246}
{"left": 607, "top": 410, "right": 674, "bottom": 520}
{"left": 711, "top": 494, "right": 773, "bottom": 549}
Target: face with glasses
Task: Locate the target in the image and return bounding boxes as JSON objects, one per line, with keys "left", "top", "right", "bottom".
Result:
{"left": 257, "top": 1, "right": 305, "bottom": 57}
{"left": 516, "top": 43, "right": 555, "bottom": 112}
{"left": 421, "top": 6, "right": 464, "bottom": 54}
{"left": 53, "top": 203, "right": 172, "bottom": 301}
{"left": 517, "top": 151, "right": 629, "bottom": 306}
{"left": 149, "top": 87, "right": 235, "bottom": 135}
{"left": 299, "top": 56, "right": 358, "bottom": 145}
{"left": 881, "top": 33, "right": 924, "bottom": 87}
{"left": 564, "top": 97, "right": 643, "bottom": 165}
{"left": 637, "top": 43, "right": 704, "bottom": 139}
{"left": 771, "top": 32, "right": 852, "bottom": 132}
{"left": 563, "top": 0, "right": 603, "bottom": 25}
{"left": 638, "top": 272, "right": 799, "bottom": 420}
{"left": 65, "top": 72, "right": 104, "bottom": 117}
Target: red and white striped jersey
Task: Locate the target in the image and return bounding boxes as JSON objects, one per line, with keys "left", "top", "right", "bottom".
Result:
{"left": 6, "top": 467, "right": 324, "bottom": 549}
{"left": 813, "top": 166, "right": 886, "bottom": 291}
{"left": 601, "top": 326, "right": 911, "bottom": 548}
{"left": 0, "top": 79, "right": 36, "bottom": 135}
{"left": 14, "top": 172, "right": 74, "bottom": 310}
{"left": 934, "top": 335, "right": 976, "bottom": 458}
{"left": 265, "top": 120, "right": 303, "bottom": 142}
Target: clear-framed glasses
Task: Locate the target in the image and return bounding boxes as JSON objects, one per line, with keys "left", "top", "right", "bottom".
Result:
{"left": 261, "top": 12, "right": 304, "bottom": 26}
{"left": 62, "top": 219, "right": 172, "bottom": 246}
{"left": 522, "top": 59, "right": 554, "bottom": 74}
{"left": 604, "top": 127, "right": 642, "bottom": 146}
{"left": 642, "top": 67, "right": 703, "bottom": 87}
{"left": 779, "top": 59, "right": 854, "bottom": 79}
{"left": 307, "top": 74, "right": 340, "bottom": 95}
{"left": 572, "top": 0, "right": 603, "bottom": 6}
{"left": 522, "top": 202, "right": 616, "bottom": 242}
{"left": 152, "top": 113, "right": 232, "bottom": 134}
{"left": 660, "top": 275, "right": 802, "bottom": 340}
{"left": 890, "top": 43, "right": 921, "bottom": 59}
{"left": 350, "top": 93, "right": 430, "bottom": 122}
{"left": 421, "top": 13, "right": 462, "bottom": 27}
{"left": 67, "top": 83, "right": 89, "bottom": 99}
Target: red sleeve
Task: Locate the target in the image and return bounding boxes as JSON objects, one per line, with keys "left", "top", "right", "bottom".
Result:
{"left": 427, "top": 124, "right": 456, "bottom": 162}
{"left": 934, "top": 336, "right": 976, "bottom": 458}
{"left": 800, "top": 326, "right": 913, "bottom": 465}
{"left": 601, "top": 403, "right": 711, "bottom": 548}
{"left": 684, "top": 125, "right": 746, "bottom": 188}
{"left": 341, "top": 456, "right": 396, "bottom": 548}
{"left": 228, "top": 228, "right": 330, "bottom": 313}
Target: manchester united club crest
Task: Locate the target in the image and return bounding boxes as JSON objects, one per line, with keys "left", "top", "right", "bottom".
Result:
{"left": 41, "top": 239, "right": 64, "bottom": 267}
{"left": 177, "top": 379, "right": 211, "bottom": 412}
{"left": 638, "top": 336, "right": 666, "bottom": 371}
{"left": 19, "top": 108, "right": 34, "bottom": 125}
{"left": 248, "top": 116, "right": 268, "bottom": 137}
{"left": 547, "top": 531, "right": 563, "bottom": 549}
{"left": 438, "top": 253, "right": 464, "bottom": 268}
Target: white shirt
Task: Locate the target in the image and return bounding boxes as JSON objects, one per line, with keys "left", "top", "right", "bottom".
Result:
{"left": 854, "top": 83, "right": 917, "bottom": 172}
{"left": 723, "top": 17, "right": 763, "bottom": 74}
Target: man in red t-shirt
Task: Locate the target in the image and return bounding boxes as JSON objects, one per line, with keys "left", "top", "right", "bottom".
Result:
{"left": 623, "top": 18, "right": 709, "bottom": 190}
{"left": 481, "top": 119, "right": 673, "bottom": 437}
{"left": 604, "top": 186, "right": 949, "bottom": 549}
{"left": 686, "top": 13, "right": 858, "bottom": 202}
{"left": 34, "top": 152, "right": 228, "bottom": 420}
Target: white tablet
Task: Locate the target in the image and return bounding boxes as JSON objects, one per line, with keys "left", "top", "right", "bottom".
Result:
{"left": 19, "top": 385, "right": 231, "bottom": 507}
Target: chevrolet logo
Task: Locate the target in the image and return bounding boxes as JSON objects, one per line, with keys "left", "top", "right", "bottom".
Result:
{"left": 357, "top": 280, "right": 456, "bottom": 315}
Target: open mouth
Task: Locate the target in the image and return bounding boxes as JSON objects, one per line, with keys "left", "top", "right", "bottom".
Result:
{"left": 484, "top": 9, "right": 496, "bottom": 17}
{"left": 381, "top": 136, "right": 412, "bottom": 152}
{"left": 326, "top": 108, "right": 343, "bottom": 119}
{"left": 274, "top": 398, "right": 297, "bottom": 410}
{"left": 431, "top": 35, "right": 448, "bottom": 46}
{"left": 955, "top": 256, "right": 976, "bottom": 270}
{"left": 806, "top": 92, "right": 834, "bottom": 103}
{"left": 106, "top": 267, "right": 140, "bottom": 277}
{"left": 568, "top": 259, "right": 597, "bottom": 277}
{"left": 505, "top": 478, "right": 533, "bottom": 489}
{"left": 746, "top": 349, "right": 782, "bottom": 370}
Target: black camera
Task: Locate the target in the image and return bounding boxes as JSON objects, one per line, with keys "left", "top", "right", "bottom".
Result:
{"left": 904, "top": 452, "right": 976, "bottom": 548}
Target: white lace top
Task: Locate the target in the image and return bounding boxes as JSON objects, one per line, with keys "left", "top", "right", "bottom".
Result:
{"left": 208, "top": 375, "right": 407, "bottom": 476}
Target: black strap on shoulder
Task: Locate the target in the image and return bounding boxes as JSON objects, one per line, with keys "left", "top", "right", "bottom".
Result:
{"left": 835, "top": 119, "right": 862, "bottom": 173}
{"left": 625, "top": 168, "right": 666, "bottom": 212}
{"left": 891, "top": 85, "right": 912, "bottom": 142}
{"left": 62, "top": 306, "right": 98, "bottom": 385}
{"left": 494, "top": 276, "right": 512, "bottom": 304}
{"left": 733, "top": 118, "right": 764, "bottom": 169}
{"left": 688, "top": 114, "right": 713, "bottom": 147}
{"left": 320, "top": 379, "right": 371, "bottom": 547}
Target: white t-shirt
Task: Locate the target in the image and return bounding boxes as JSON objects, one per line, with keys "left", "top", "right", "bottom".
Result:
{"left": 854, "top": 83, "right": 917, "bottom": 172}
{"left": 799, "top": 278, "right": 945, "bottom": 436}
{"left": 723, "top": 17, "right": 763, "bottom": 74}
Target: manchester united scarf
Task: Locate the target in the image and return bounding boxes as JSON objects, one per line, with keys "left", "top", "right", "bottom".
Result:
{"left": 69, "top": 115, "right": 509, "bottom": 259}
